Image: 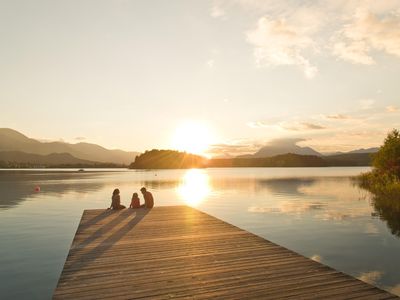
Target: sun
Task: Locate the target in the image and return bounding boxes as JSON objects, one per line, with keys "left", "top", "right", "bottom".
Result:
{"left": 172, "top": 121, "right": 214, "bottom": 156}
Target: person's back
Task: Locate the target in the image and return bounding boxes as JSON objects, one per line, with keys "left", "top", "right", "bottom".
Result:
{"left": 109, "top": 188, "right": 126, "bottom": 209}
{"left": 140, "top": 187, "right": 154, "bottom": 208}
{"left": 130, "top": 193, "right": 141, "bottom": 209}
{"left": 111, "top": 193, "right": 120, "bottom": 209}
{"left": 144, "top": 191, "right": 154, "bottom": 208}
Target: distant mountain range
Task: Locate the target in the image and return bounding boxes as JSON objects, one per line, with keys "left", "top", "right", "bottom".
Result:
{"left": 0, "top": 128, "right": 379, "bottom": 168}
{"left": 0, "top": 151, "right": 95, "bottom": 165}
{"left": 237, "top": 139, "right": 378, "bottom": 159}
{"left": 0, "top": 128, "right": 139, "bottom": 166}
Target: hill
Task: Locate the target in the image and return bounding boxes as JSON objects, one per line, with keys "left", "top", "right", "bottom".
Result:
{"left": 0, "top": 128, "right": 139, "bottom": 164}
{"left": 0, "top": 151, "right": 94, "bottom": 166}
{"left": 129, "top": 149, "right": 207, "bottom": 169}
{"left": 208, "top": 153, "right": 327, "bottom": 168}
{"left": 325, "top": 153, "right": 373, "bottom": 166}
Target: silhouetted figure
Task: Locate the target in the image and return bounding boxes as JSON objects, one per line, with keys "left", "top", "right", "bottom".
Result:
{"left": 140, "top": 187, "right": 154, "bottom": 208}
{"left": 129, "top": 192, "right": 141, "bottom": 209}
{"left": 109, "top": 188, "right": 126, "bottom": 209}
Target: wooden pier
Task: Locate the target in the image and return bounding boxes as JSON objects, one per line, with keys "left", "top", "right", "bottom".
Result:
{"left": 54, "top": 206, "right": 398, "bottom": 299}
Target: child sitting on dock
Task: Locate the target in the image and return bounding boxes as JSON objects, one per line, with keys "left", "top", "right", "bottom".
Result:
{"left": 109, "top": 188, "right": 126, "bottom": 210}
{"left": 129, "top": 192, "right": 141, "bottom": 209}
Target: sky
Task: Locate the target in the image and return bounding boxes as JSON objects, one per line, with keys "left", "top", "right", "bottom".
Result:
{"left": 1, "top": 0, "right": 400, "bottom": 156}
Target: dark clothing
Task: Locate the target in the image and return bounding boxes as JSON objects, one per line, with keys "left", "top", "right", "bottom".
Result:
{"left": 111, "top": 194, "right": 125, "bottom": 209}
{"left": 143, "top": 191, "right": 154, "bottom": 208}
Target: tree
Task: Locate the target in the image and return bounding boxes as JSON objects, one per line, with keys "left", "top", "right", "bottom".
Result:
{"left": 372, "top": 129, "right": 400, "bottom": 179}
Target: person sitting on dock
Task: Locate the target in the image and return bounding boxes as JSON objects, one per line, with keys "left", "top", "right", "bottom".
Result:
{"left": 129, "top": 192, "right": 141, "bottom": 209}
{"left": 109, "top": 188, "right": 126, "bottom": 210}
{"left": 140, "top": 187, "right": 154, "bottom": 208}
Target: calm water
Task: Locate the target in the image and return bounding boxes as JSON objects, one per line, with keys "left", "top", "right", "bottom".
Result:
{"left": 1, "top": 167, "right": 400, "bottom": 299}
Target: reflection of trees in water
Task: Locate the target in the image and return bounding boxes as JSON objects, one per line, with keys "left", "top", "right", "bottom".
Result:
{"left": 140, "top": 180, "right": 179, "bottom": 190}
{"left": 141, "top": 178, "right": 316, "bottom": 196}
{"left": 371, "top": 195, "right": 400, "bottom": 237}
{"left": 0, "top": 171, "right": 105, "bottom": 209}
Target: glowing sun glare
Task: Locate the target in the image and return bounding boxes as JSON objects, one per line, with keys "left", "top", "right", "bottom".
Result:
{"left": 172, "top": 121, "right": 214, "bottom": 156}
{"left": 177, "top": 169, "right": 210, "bottom": 206}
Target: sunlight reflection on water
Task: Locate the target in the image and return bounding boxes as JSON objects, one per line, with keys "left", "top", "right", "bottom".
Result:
{"left": 177, "top": 169, "right": 210, "bottom": 206}
{"left": 1, "top": 167, "right": 400, "bottom": 299}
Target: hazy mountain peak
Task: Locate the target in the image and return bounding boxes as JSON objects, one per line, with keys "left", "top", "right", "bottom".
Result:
{"left": 252, "top": 138, "right": 321, "bottom": 158}
{"left": 0, "top": 128, "right": 32, "bottom": 140}
{"left": 0, "top": 128, "right": 139, "bottom": 164}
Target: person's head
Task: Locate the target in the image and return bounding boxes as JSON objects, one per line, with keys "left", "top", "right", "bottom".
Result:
{"left": 113, "top": 188, "right": 120, "bottom": 196}
{"left": 140, "top": 187, "right": 147, "bottom": 194}
{"left": 132, "top": 192, "right": 138, "bottom": 199}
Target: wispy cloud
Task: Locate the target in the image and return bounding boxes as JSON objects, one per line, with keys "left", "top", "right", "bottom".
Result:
{"left": 325, "top": 114, "right": 351, "bottom": 120}
{"left": 282, "top": 122, "right": 326, "bottom": 131}
{"left": 359, "top": 98, "right": 375, "bottom": 110}
{"left": 332, "top": 10, "right": 400, "bottom": 64}
{"left": 206, "top": 59, "right": 215, "bottom": 68}
{"left": 246, "top": 17, "right": 318, "bottom": 78}
{"left": 210, "top": 3, "right": 226, "bottom": 18}
{"left": 213, "top": 0, "right": 400, "bottom": 75}
{"left": 248, "top": 120, "right": 326, "bottom": 131}
{"left": 386, "top": 105, "right": 400, "bottom": 112}
{"left": 246, "top": 120, "right": 274, "bottom": 129}
{"left": 207, "top": 139, "right": 263, "bottom": 157}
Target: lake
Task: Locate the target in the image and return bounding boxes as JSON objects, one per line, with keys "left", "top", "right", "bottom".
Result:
{"left": 1, "top": 167, "right": 400, "bottom": 299}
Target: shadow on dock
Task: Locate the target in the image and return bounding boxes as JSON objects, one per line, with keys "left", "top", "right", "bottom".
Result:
{"left": 65, "top": 208, "right": 150, "bottom": 276}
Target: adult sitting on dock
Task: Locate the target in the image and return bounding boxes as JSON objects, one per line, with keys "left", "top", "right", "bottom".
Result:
{"left": 109, "top": 188, "right": 126, "bottom": 210}
{"left": 140, "top": 187, "right": 154, "bottom": 208}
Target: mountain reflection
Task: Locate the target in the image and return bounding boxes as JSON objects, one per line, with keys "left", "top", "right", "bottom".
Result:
{"left": 0, "top": 171, "right": 106, "bottom": 209}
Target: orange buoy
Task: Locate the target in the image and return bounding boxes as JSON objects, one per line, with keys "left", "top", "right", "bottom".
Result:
{"left": 34, "top": 186, "right": 41, "bottom": 192}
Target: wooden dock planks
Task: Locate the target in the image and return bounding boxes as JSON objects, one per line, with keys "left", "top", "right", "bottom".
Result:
{"left": 53, "top": 206, "right": 398, "bottom": 299}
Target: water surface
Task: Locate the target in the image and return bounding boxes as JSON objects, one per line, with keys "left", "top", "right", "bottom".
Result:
{"left": 1, "top": 167, "right": 400, "bottom": 299}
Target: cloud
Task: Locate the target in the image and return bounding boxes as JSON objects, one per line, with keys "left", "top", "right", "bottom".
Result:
{"left": 357, "top": 271, "right": 383, "bottom": 285}
{"left": 207, "top": 140, "right": 263, "bottom": 157}
{"left": 359, "top": 98, "right": 375, "bottom": 109}
{"left": 248, "top": 120, "right": 326, "bottom": 131}
{"left": 281, "top": 121, "right": 326, "bottom": 131}
{"left": 325, "top": 114, "right": 350, "bottom": 120}
{"left": 332, "top": 10, "right": 400, "bottom": 64}
{"left": 214, "top": 0, "right": 400, "bottom": 74}
{"left": 386, "top": 105, "right": 400, "bottom": 112}
{"left": 210, "top": 3, "right": 226, "bottom": 18}
{"left": 246, "top": 17, "right": 318, "bottom": 78}
{"left": 247, "top": 121, "right": 274, "bottom": 129}
{"left": 206, "top": 59, "right": 215, "bottom": 68}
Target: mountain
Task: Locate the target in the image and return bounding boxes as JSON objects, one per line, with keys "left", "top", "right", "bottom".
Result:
{"left": 0, "top": 128, "right": 139, "bottom": 164}
{"left": 239, "top": 139, "right": 322, "bottom": 158}
{"left": 0, "top": 151, "right": 95, "bottom": 165}
{"left": 347, "top": 147, "right": 379, "bottom": 154}
{"left": 322, "top": 147, "right": 379, "bottom": 156}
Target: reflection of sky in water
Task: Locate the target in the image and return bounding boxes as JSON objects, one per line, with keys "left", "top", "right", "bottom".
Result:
{"left": 1, "top": 167, "right": 400, "bottom": 299}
